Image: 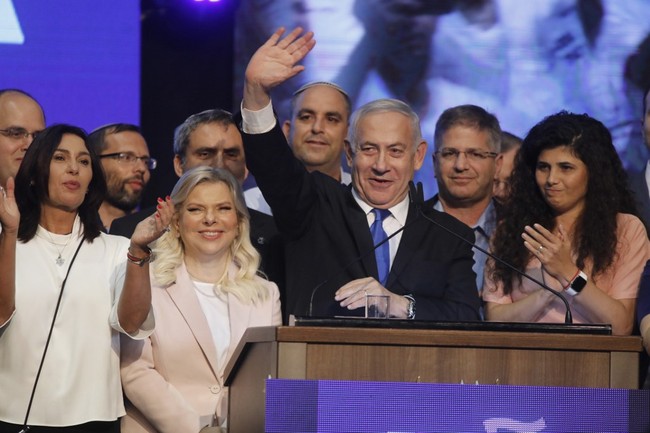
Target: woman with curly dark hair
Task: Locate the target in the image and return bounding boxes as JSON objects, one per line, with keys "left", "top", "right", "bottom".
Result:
{"left": 483, "top": 111, "right": 649, "bottom": 335}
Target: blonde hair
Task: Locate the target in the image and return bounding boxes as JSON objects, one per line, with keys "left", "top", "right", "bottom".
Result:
{"left": 151, "top": 167, "right": 269, "bottom": 304}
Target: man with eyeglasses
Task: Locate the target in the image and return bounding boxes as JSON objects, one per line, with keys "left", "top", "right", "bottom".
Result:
{"left": 110, "top": 110, "right": 254, "bottom": 236}
{"left": 428, "top": 104, "right": 503, "bottom": 299}
{"left": 88, "top": 124, "right": 155, "bottom": 231}
{"left": 0, "top": 89, "right": 45, "bottom": 188}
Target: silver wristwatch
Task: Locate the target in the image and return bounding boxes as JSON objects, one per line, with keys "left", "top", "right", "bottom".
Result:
{"left": 404, "top": 294, "right": 416, "bottom": 320}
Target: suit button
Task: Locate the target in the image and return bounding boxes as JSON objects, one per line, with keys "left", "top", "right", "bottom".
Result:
{"left": 210, "top": 385, "right": 221, "bottom": 394}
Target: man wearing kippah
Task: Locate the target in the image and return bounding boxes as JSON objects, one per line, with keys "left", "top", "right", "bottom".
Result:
{"left": 245, "top": 81, "right": 352, "bottom": 215}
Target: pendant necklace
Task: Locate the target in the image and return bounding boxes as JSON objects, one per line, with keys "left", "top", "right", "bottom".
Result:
{"left": 45, "top": 230, "right": 73, "bottom": 266}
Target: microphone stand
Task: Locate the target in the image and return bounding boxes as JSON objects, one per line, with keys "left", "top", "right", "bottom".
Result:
{"left": 307, "top": 213, "right": 419, "bottom": 317}
{"left": 409, "top": 181, "right": 573, "bottom": 324}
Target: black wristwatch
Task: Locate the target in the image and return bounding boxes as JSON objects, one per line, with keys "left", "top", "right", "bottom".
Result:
{"left": 565, "top": 270, "right": 587, "bottom": 296}
{"left": 404, "top": 294, "right": 416, "bottom": 320}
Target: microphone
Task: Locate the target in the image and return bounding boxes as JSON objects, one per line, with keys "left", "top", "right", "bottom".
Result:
{"left": 307, "top": 188, "right": 424, "bottom": 317}
{"left": 409, "top": 179, "right": 425, "bottom": 210}
{"left": 408, "top": 181, "right": 573, "bottom": 324}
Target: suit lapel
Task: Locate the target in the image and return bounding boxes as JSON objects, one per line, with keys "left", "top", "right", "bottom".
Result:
{"left": 387, "top": 204, "right": 422, "bottom": 288}
{"left": 165, "top": 265, "right": 221, "bottom": 379}
{"left": 344, "top": 190, "right": 378, "bottom": 278}
{"left": 224, "top": 292, "right": 253, "bottom": 377}
{"left": 629, "top": 171, "right": 650, "bottom": 234}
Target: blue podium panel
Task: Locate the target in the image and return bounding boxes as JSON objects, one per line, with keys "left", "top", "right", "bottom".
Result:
{"left": 266, "top": 379, "right": 650, "bottom": 433}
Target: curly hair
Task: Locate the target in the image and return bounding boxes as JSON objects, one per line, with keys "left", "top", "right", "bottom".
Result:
{"left": 488, "top": 111, "right": 638, "bottom": 295}
{"left": 151, "top": 167, "right": 269, "bottom": 304}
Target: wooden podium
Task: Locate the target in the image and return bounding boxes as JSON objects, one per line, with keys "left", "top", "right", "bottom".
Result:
{"left": 224, "top": 324, "right": 643, "bottom": 433}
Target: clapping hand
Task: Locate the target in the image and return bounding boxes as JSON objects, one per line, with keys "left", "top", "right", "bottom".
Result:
{"left": 522, "top": 223, "right": 575, "bottom": 281}
{"left": 0, "top": 177, "right": 20, "bottom": 234}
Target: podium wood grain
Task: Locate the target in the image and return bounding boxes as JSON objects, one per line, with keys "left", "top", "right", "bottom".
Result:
{"left": 224, "top": 326, "right": 642, "bottom": 433}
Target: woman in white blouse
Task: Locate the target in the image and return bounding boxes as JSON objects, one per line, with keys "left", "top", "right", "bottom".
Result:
{"left": 120, "top": 166, "right": 281, "bottom": 433}
{"left": 0, "top": 124, "right": 172, "bottom": 432}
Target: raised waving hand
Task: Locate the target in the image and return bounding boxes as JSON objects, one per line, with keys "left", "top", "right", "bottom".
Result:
{"left": 243, "top": 27, "right": 315, "bottom": 110}
{"left": 0, "top": 177, "right": 19, "bottom": 234}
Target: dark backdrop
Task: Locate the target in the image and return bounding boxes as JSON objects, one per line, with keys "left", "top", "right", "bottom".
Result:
{"left": 140, "top": 0, "right": 237, "bottom": 207}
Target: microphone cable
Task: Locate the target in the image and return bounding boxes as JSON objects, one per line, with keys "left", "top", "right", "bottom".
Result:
{"left": 408, "top": 181, "right": 573, "bottom": 324}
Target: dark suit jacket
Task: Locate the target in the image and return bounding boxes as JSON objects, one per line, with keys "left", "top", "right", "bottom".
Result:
{"left": 241, "top": 120, "right": 480, "bottom": 321}
{"left": 628, "top": 169, "right": 650, "bottom": 236}
{"left": 108, "top": 206, "right": 154, "bottom": 238}
{"left": 109, "top": 205, "right": 285, "bottom": 298}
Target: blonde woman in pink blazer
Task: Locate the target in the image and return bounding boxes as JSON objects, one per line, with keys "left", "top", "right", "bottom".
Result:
{"left": 120, "top": 167, "right": 281, "bottom": 433}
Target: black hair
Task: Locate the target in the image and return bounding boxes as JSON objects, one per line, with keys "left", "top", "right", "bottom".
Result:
{"left": 489, "top": 111, "right": 637, "bottom": 294}
{"left": 88, "top": 123, "right": 142, "bottom": 154}
{"left": 15, "top": 124, "right": 106, "bottom": 242}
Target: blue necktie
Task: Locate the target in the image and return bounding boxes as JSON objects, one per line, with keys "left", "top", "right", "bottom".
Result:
{"left": 370, "top": 208, "right": 391, "bottom": 285}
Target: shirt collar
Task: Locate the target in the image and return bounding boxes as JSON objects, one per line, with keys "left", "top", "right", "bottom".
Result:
{"left": 477, "top": 200, "right": 498, "bottom": 237}
{"left": 351, "top": 188, "right": 410, "bottom": 226}
{"left": 341, "top": 169, "right": 352, "bottom": 185}
{"left": 433, "top": 196, "right": 497, "bottom": 236}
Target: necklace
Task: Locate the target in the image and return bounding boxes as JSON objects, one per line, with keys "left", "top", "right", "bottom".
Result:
{"left": 44, "top": 230, "right": 73, "bottom": 266}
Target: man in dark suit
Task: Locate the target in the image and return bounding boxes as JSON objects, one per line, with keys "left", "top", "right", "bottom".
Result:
{"left": 628, "top": 84, "right": 650, "bottom": 233}
{"left": 239, "top": 28, "right": 480, "bottom": 321}
{"left": 109, "top": 110, "right": 282, "bottom": 286}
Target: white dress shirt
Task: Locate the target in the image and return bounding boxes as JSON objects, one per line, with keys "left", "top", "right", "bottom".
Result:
{"left": 0, "top": 216, "right": 154, "bottom": 426}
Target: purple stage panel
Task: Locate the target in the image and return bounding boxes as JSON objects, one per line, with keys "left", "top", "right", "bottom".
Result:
{"left": 266, "top": 379, "right": 650, "bottom": 433}
{"left": 0, "top": 0, "right": 140, "bottom": 131}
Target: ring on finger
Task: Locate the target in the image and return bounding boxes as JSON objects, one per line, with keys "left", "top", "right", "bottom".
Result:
{"left": 537, "top": 245, "right": 544, "bottom": 253}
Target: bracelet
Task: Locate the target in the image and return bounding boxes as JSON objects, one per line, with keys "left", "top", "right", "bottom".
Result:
{"left": 127, "top": 245, "right": 152, "bottom": 267}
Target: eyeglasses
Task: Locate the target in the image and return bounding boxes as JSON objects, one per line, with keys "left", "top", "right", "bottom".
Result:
{"left": 435, "top": 148, "right": 498, "bottom": 162}
{"left": 0, "top": 127, "right": 41, "bottom": 140}
{"left": 99, "top": 152, "right": 157, "bottom": 170}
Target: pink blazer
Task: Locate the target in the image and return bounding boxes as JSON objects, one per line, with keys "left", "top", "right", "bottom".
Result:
{"left": 120, "top": 263, "right": 281, "bottom": 433}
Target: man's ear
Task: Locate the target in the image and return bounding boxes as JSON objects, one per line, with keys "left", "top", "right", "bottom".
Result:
{"left": 413, "top": 140, "right": 428, "bottom": 171}
{"left": 344, "top": 139, "right": 354, "bottom": 166}
{"left": 173, "top": 155, "right": 184, "bottom": 178}
{"left": 494, "top": 153, "right": 504, "bottom": 178}
{"left": 282, "top": 120, "right": 291, "bottom": 141}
